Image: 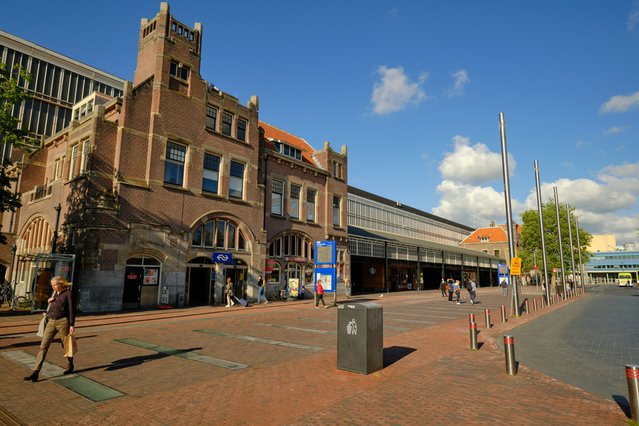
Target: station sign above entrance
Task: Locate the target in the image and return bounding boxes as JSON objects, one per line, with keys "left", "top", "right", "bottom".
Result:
{"left": 213, "top": 252, "right": 233, "bottom": 264}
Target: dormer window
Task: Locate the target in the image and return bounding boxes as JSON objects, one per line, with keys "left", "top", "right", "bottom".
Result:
{"left": 271, "top": 140, "right": 302, "bottom": 161}
{"left": 479, "top": 236, "right": 490, "bottom": 243}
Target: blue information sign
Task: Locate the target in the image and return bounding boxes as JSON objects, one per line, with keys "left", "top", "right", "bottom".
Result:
{"left": 315, "top": 240, "right": 336, "bottom": 265}
{"left": 315, "top": 267, "right": 336, "bottom": 293}
{"left": 212, "top": 252, "right": 233, "bottom": 264}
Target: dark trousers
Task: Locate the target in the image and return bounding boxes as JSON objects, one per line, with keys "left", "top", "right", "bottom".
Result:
{"left": 316, "top": 294, "right": 325, "bottom": 306}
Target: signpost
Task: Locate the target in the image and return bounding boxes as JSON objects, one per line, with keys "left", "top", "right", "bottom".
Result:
{"left": 315, "top": 240, "right": 337, "bottom": 305}
{"left": 510, "top": 257, "right": 522, "bottom": 276}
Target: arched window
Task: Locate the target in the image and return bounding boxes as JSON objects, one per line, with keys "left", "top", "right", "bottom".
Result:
{"left": 191, "top": 219, "right": 247, "bottom": 251}
{"left": 268, "top": 233, "right": 312, "bottom": 259}
{"left": 269, "top": 262, "right": 281, "bottom": 283}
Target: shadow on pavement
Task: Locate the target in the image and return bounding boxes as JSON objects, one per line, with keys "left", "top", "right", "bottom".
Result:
{"left": 383, "top": 346, "right": 416, "bottom": 367}
{"left": 73, "top": 347, "right": 203, "bottom": 374}
{"left": 612, "top": 395, "right": 631, "bottom": 418}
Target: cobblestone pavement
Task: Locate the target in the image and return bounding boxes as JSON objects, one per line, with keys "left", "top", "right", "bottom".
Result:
{"left": 0, "top": 287, "right": 627, "bottom": 425}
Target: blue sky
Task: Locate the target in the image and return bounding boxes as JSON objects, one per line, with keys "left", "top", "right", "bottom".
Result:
{"left": 3, "top": 1, "right": 639, "bottom": 245}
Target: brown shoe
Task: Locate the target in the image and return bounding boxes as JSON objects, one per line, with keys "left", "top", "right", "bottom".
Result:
{"left": 23, "top": 371, "right": 39, "bottom": 382}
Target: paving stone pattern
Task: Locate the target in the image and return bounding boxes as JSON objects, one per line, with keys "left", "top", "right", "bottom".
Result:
{"left": 0, "top": 287, "right": 627, "bottom": 425}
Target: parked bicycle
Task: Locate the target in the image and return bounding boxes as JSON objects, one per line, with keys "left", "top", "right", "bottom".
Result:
{"left": 0, "top": 282, "right": 32, "bottom": 310}
{"left": 270, "top": 285, "right": 290, "bottom": 302}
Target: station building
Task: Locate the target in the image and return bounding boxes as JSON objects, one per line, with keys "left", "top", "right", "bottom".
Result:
{"left": 347, "top": 187, "right": 500, "bottom": 293}
{"left": 3, "top": 3, "right": 496, "bottom": 312}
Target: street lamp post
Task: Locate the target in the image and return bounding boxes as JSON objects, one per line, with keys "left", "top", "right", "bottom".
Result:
{"left": 52, "top": 203, "right": 62, "bottom": 253}
{"left": 553, "top": 187, "right": 568, "bottom": 297}
{"left": 575, "top": 216, "right": 585, "bottom": 289}
{"left": 499, "top": 113, "right": 520, "bottom": 316}
{"left": 534, "top": 160, "right": 551, "bottom": 304}
{"left": 566, "top": 205, "right": 577, "bottom": 292}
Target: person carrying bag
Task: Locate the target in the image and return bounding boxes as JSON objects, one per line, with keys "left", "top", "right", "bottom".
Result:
{"left": 24, "top": 276, "right": 77, "bottom": 382}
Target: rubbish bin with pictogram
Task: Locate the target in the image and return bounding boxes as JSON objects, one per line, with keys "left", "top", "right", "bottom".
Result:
{"left": 337, "top": 302, "right": 383, "bottom": 374}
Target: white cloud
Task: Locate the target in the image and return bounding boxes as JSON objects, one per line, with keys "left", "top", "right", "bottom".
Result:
{"left": 628, "top": 1, "right": 639, "bottom": 31}
{"left": 600, "top": 161, "right": 639, "bottom": 178}
{"left": 600, "top": 90, "right": 639, "bottom": 113}
{"left": 575, "top": 139, "right": 590, "bottom": 148}
{"left": 433, "top": 138, "right": 639, "bottom": 243}
{"left": 523, "top": 177, "right": 638, "bottom": 214}
{"left": 433, "top": 180, "right": 521, "bottom": 227}
{"left": 447, "top": 69, "right": 469, "bottom": 97}
{"left": 371, "top": 66, "right": 427, "bottom": 115}
{"left": 604, "top": 126, "right": 628, "bottom": 135}
{"left": 439, "top": 135, "right": 515, "bottom": 184}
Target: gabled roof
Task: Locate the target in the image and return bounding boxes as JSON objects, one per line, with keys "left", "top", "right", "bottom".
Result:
{"left": 259, "top": 121, "right": 317, "bottom": 166}
{"left": 461, "top": 225, "right": 509, "bottom": 244}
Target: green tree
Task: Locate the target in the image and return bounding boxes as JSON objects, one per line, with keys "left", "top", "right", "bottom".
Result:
{"left": 0, "top": 63, "right": 37, "bottom": 244}
{"left": 519, "top": 200, "right": 592, "bottom": 278}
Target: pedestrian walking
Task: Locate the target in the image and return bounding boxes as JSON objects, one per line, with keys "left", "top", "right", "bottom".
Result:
{"left": 467, "top": 279, "right": 478, "bottom": 304}
{"left": 440, "top": 278, "right": 447, "bottom": 297}
{"left": 257, "top": 275, "right": 268, "bottom": 304}
{"left": 345, "top": 277, "right": 352, "bottom": 299}
{"left": 225, "top": 277, "right": 235, "bottom": 307}
{"left": 315, "top": 279, "right": 326, "bottom": 308}
{"left": 454, "top": 280, "right": 462, "bottom": 304}
{"left": 500, "top": 278, "right": 508, "bottom": 296}
{"left": 447, "top": 277, "right": 455, "bottom": 302}
{"left": 24, "top": 276, "right": 76, "bottom": 382}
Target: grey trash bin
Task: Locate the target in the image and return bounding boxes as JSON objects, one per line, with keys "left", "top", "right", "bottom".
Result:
{"left": 337, "top": 302, "right": 383, "bottom": 374}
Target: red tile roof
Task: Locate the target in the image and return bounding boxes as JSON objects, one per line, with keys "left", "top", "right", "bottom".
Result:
{"left": 259, "top": 121, "right": 317, "bottom": 166}
{"left": 461, "top": 225, "right": 509, "bottom": 244}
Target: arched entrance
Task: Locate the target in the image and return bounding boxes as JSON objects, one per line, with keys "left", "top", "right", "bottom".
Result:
{"left": 224, "top": 259, "right": 248, "bottom": 300}
{"left": 187, "top": 257, "right": 216, "bottom": 306}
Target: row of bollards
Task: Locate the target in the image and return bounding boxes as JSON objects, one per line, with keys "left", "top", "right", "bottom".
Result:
{"left": 483, "top": 291, "right": 639, "bottom": 422}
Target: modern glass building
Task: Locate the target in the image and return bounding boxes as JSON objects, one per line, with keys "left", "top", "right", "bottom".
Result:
{"left": 0, "top": 30, "right": 125, "bottom": 146}
{"left": 585, "top": 250, "right": 639, "bottom": 284}
{"left": 347, "top": 186, "right": 499, "bottom": 292}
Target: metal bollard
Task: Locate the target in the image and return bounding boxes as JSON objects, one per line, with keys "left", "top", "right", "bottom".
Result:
{"left": 484, "top": 309, "right": 491, "bottom": 329}
{"left": 524, "top": 299, "right": 530, "bottom": 314}
{"left": 533, "top": 299, "right": 538, "bottom": 312}
{"left": 627, "top": 364, "right": 639, "bottom": 422}
{"left": 468, "top": 313, "right": 476, "bottom": 326}
{"left": 541, "top": 297, "right": 546, "bottom": 308}
{"left": 504, "top": 335, "right": 517, "bottom": 375}
{"left": 501, "top": 305, "right": 507, "bottom": 322}
{"left": 470, "top": 321, "right": 478, "bottom": 351}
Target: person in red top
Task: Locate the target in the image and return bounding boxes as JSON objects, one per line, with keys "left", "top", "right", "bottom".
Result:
{"left": 315, "top": 279, "right": 326, "bottom": 308}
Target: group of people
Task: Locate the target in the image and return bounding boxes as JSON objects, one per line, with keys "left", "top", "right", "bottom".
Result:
{"left": 440, "top": 277, "right": 478, "bottom": 305}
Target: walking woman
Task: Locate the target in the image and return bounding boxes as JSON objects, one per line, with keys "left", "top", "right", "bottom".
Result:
{"left": 24, "top": 276, "right": 76, "bottom": 382}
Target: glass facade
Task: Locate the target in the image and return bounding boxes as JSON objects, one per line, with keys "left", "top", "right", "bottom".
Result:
{"left": 0, "top": 31, "right": 125, "bottom": 143}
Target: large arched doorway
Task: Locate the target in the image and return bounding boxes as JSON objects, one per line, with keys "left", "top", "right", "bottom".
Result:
{"left": 187, "top": 257, "right": 216, "bottom": 306}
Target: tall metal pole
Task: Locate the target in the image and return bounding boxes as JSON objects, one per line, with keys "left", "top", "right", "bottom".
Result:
{"left": 553, "top": 187, "right": 568, "bottom": 296}
{"left": 499, "top": 113, "right": 520, "bottom": 316}
{"left": 534, "top": 161, "right": 551, "bottom": 304}
{"left": 566, "top": 204, "right": 577, "bottom": 292}
{"left": 575, "top": 216, "right": 585, "bottom": 290}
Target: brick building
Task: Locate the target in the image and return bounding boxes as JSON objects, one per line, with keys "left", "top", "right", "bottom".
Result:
{"left": 6, "top": 3, "right": 348, "bottom": 311}
{"left": 459, "top": 222, "right": 522, "bottom": 262}
{"left": 260, "top": 122, "right": 348, "bottom": 297}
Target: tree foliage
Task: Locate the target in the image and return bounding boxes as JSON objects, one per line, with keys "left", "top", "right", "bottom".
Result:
{"left": 519, "top": 200, "right": 592, "bottom": 276}
{"left": 0, "top": 63, "right": 38, "bottom": 244}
